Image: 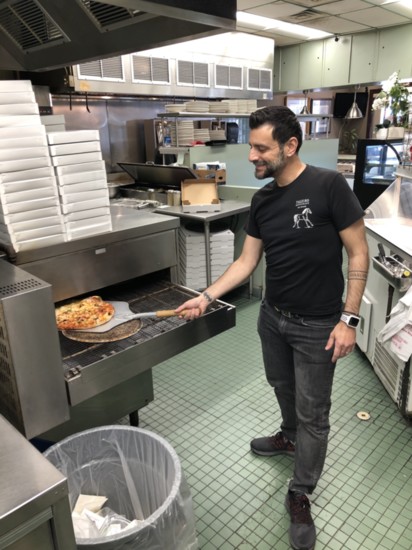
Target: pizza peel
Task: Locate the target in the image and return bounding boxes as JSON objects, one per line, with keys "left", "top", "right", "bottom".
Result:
{"left": 62, "top": 300, "right": 187, "bottom": 342}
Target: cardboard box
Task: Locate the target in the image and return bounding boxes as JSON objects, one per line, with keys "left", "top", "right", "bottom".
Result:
{"left": 181, "top": 179, "right": 221, "bottom": 213}
{"left": 193, "top": 169, "right": 226, "bottom": 183}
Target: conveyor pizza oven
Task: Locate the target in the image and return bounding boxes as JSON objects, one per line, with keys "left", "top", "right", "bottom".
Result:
{"left": 0, "top": 206, "right": 235, "bottom": 441}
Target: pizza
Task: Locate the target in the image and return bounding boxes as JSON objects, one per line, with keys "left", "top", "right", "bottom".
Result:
{"left": 55, "top": 296, "right": 115, "bottom": 331}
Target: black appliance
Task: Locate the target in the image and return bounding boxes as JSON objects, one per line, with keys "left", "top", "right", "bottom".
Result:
{"left": 118, "top": 162, "right": 198, "bottom": 190}
{"left": 353, "top": 138, "right": 403, "bottom": 209}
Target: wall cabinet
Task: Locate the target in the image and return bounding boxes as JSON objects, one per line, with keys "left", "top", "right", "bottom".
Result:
{"left": 349, "top": 32, "right": 377, "bottom": 84}
{"left": 276, "top": 22, "right": 412, "bottom": 92}
{"left": 299, "top": 41, "right": 323, "bottom": 90}
{"left": 279, "top": 45, "right": 300, "bottom": 91}
{"left": 322, "top": 36, "right": 351, "bottom": 88}
{"left": 376, "top": 25, "right": 412, "bottom": 81}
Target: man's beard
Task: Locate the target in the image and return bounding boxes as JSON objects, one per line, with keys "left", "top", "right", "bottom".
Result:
{"left": 253, "top": 149, "right": 287, "bottom": 180}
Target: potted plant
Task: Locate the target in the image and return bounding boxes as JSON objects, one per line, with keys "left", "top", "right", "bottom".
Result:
{"left": 372, "top": 71, "right": 411, "bottom": 138}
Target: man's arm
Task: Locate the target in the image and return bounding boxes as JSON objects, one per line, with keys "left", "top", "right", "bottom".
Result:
{"left": 175, "top": 234, "right": 264, "bottom": 319}
{"left": 325, "top": 218, "right": 369, "bottom": 362}
{"left": 341, "top": 218, "right": 370, "bottom": 315}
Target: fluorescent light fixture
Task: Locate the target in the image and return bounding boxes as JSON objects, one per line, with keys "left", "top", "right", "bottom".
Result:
{"left": 236, "top": 11, "right": 332, "bottom": 40}
{"left": 382, "top": 0, "right": 412, "bottom": 7}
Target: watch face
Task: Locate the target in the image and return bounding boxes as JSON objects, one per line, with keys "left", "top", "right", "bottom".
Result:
{"left": 348, "top": 316, "right": 360, "bottom": 327}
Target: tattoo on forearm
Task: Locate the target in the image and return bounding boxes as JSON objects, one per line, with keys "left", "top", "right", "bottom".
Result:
{"left": 348, "top": 270, "right": 368, "bottom": 281}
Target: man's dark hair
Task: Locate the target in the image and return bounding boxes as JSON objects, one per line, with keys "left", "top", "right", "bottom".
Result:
{"left": 249, "top": 106, "right": 303, "bottom": 153}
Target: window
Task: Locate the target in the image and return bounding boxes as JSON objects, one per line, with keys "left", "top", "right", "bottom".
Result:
{"left": 311, "top": 99, "right": 332, "bottom": 135}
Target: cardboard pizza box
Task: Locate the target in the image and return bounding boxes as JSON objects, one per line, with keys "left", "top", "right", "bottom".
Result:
{"left": 181, "top": 179, "right": 221, "bottom": 213}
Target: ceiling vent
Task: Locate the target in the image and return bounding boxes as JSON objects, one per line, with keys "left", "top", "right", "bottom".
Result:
{"left": 132, "top": 55, "right": 170, "bottom": 84}
{"left": 177, "top": 60, "right": 209, "bottom": 87}
{"left": 248, "top": 68, "right": 272, "bottom": 91}
{"left": 0, "top": 0, "right": 67, "bottom": 51}
{"left": 215, "top": 65, "right": 242, "bottom": 89}
{"left": 78, "top": 0, "right": 144, "bottom": 30}
{"left": 78, "top": 55, "right": 124, "bottom": 80}
{"left": 283, "top": 8, "right": 324, "bottom": 23}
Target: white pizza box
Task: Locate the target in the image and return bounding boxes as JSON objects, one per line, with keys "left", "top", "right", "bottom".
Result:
{"left": 47, "top": 130, "right": 100, "bottom": 145}
{"left": 0, "top": 176, "right": 58, "bottom": 194}
{"left": 41, "top": 115, "right": 65, "bottom": 126}
{"left": 1, "top": 214, "right": 63, "bottom": 233}
{"left": 44, "top": 125, "right": 66, "bottom": 134}
{"left": 0, "top": 91, "right": 36, "bottom": 105}
{"left": 0, "top": 166, "right": 55, "bottom": 184}
{"left": 54, "top": 160, "right": 106, "bottom": 176}
{"left": 56, "top": 169, "right": 107, "bottom": 186}
{"left": 59, "top": 188, "right": 109, "bottom": 204}
{"left": 0, "top": 125, "right": 46, "bottom": 140}
{"left": 13, "top": 233, "right": 66, "bottom": 252}
{"left": 66, "top": 220, "right": 112, "bottom": 241}
{"left": 51, "top": 151, "right": 103, "bottom": 167}
{"left": 0, "top": 195, "right": 60, "bottom": 214}
{"left": 0, "top": 80, "right": 34, "bottom": 92}
{"left": 179, "top": 241, "right": 234, "bottom": 252}
{"left": 0, "top": 134, "right": 48, "bottom": 150}
{"left": 179, "top": 254, "right": 233, "bottom": 268}
{"left": 0, "top": 146, "right": 50, "bottom": 162}
{"left": 4, "top": 223, "right": 65, "bottom": 242}
{"left": 179, "top": 264, "right": 230, "bottom": 276}
{"left": 64, "top": 214, "right": 112, "bottom": 232}
{"left": 0, "top": 156, "right": 52, "bottom": 174}
{"left": 179, "top": 226, "right": 234, "bottom": 243}
{"left": 0, "top": 206, "right": 62, "bottom": 224}
{"left": 48, "top": 141, "right": 101, "bottom": 157}
{"left": 60, "top": 196, "right": 110, "bottom": 214}
{"left": 63, "top": 206, "right": 110, "bottom": 222}
{"left": 0, "top": 103, "right": 39, "bottom": 116}
{"left": 0, "top": 185, "right": 58, "bottom": 204}
{"left": 58, "top": 179, "right": 108, "bottom": 194}
{"left": 0, "top": 114, "right": 42, "bottom": 127}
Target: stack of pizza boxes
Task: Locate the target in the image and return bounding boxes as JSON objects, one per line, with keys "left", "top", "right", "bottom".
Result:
{"left": 47, "top": 130, "right": 112, "bottom": 240}
{"left": 178, "top": 224, "right": 234, "bottom": 290}
{"left": 0, "top": 80, "right": 66, "bottom": 252}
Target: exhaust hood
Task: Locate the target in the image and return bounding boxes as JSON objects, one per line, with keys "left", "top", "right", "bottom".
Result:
{"left": 0, "top": 0, "right": 236, "bottom": 72}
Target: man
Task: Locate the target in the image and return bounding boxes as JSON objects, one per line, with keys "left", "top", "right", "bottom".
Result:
{"left": 176, "top": 106, "right": 369, "bottom": 550}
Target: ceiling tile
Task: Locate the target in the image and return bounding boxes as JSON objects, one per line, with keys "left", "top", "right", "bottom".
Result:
{"left": 341, "top": 6, "right": 410, "bottom": 26}
{"left": 304, "top": 15, "right": 371, "bottom": 32}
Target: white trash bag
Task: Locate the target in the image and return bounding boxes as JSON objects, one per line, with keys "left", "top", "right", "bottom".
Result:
{"left": 44, "top": 426, "right": 198, "bottom": 550}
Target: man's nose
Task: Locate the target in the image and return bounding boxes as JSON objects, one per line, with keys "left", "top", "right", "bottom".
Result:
{"left": 248, "top": 148, "right": 258, "bottom": 162}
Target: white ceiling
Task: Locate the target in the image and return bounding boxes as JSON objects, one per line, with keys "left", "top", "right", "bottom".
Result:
{"left": 236, "top": 0, "right": 412, "bottom": 46}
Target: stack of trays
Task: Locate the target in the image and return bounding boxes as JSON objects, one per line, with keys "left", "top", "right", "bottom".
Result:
{"left": 178, "top": 225, "right": 234, "bottom": 289}
{"left": 48, "top": 130, "right": 112, "bottom": 240}
{"left": 0, "top": 81, "right": 65, "bottom": 252}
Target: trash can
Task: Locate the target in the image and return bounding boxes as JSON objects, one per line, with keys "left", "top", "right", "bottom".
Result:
{"left": 44, "top": 426, "right": 198, "bottom": 550}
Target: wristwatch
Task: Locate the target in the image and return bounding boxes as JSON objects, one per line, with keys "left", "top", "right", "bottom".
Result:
{"left": 340, "top": 312, "right": 360, "bottom": 328}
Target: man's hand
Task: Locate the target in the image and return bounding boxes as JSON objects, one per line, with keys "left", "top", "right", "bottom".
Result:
{"left": 325, "top": 322, "right": 357, "bottom": 363}
{"left": 174, "top": 294, "right": 209, "bottom": 320}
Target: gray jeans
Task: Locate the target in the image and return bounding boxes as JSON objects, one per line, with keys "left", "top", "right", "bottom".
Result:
{"left": 257, "top": 299, "right": 340, "bottom": 495}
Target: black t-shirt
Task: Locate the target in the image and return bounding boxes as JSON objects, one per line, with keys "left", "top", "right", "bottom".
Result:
{"left": 246, "top": 165, "right": 365, "bottom": 316}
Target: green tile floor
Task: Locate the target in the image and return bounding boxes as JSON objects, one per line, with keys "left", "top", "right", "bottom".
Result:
{"left": 134, "top": 292, "right": 412, "bottom": 549}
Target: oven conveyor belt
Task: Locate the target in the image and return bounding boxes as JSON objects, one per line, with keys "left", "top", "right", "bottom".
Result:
{"left": 58, "top": 277, "right": 221, "bottom": 373}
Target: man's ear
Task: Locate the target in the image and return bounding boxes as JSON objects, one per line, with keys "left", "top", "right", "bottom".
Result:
{"left": 285, "top": 137, "right": 299, "bottom": 157}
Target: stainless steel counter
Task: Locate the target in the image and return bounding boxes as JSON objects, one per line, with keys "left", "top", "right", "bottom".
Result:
{"left": 10, "top": 205, "right": 180, "bottom": 265}
{"left": 0, "top": 415, "right": 76, "bottom": 549}
{"left": 12, "top": 205, "right": 181, "bottom": 302}
{"left": 365, "top": 169, "right": 412, "bottom": 262}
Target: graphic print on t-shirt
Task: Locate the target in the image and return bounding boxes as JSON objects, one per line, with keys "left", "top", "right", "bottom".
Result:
{"left": 293, "top": 199, "right": 313, "bottom": 229}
